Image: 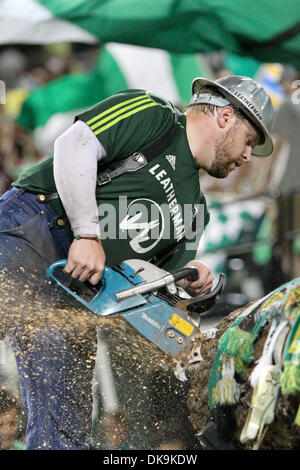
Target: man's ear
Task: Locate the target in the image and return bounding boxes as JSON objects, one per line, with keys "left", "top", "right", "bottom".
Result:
{"left": 217, "top": 106, "right": 235, "bottom": 129}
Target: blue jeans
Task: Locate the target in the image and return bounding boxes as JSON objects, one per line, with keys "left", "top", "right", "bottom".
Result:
{"left": 0, "top": 188, "right": 96, "bottom": 449}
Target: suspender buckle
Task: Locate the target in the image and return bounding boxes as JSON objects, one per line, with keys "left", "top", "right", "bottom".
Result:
{"left": 96, "top": 173, "right": 112, "bottom": 186}
{"left": 132, "top": 152, "right": 147, "bottom": 163}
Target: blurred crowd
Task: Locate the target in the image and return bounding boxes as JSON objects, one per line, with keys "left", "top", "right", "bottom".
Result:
{"left": 0, "top": 43, "right": 99, "bottom": 195}
{"left": 0, "top": 43, "right": 299, "bottom": 449}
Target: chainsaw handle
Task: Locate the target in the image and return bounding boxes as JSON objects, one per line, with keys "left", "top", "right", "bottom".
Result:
{"left": 46, "top": 259, "right": 69, "bottom": 292}
{"left": 185, "top": 273, "right": 226, "bottom": 314}
{"left": 46, "top": 259, "right": 111, "bottom": 290}
{"left": 172, "top": 266, "right": 199, "bottom": 283}
{"left": 115, "top": 266, "right": 199, "bottom": 301}
{"left": 46, "top": 259, "right": 67, "bottom": 280}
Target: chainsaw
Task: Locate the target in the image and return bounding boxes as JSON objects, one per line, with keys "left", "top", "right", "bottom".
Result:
{"left": 46, "top": 259, "right": 225, "bottom": 380}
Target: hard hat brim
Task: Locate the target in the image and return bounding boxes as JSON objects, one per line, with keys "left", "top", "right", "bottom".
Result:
{"left": 192, "top": 77, "right": 274, "bottom": 157}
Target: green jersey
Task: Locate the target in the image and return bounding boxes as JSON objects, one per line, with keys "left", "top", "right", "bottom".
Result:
{"left": 13, "top": 90, "right": 209, "bottom": 270}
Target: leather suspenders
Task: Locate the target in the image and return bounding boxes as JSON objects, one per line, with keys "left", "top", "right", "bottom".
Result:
{"left": 96, "top": 111, "right": 178, "bottom": 186}
{"left": 41, "top": 110, "right": 179, "bottom": 202}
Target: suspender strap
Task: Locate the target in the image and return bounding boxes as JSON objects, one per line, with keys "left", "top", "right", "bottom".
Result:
{"left": 36, "top": 109, "right": 179, "bottom": 199}
{"left": 97, "top": 111, "right": 179, "bottom": 186}
{"left": 140, "top": 111, "right": 178, "bottom": 163}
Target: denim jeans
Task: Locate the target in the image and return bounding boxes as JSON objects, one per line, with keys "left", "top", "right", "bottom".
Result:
{"left": 0, "top": 188, "right": 96, "bottom": 449}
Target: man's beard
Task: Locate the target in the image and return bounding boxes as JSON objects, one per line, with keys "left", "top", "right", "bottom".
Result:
{"left": 206, "top": 126, "right": 236, "bottom": 179}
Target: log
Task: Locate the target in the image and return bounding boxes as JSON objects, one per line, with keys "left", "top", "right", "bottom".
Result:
{"left": 187, "top": 282, "right": 300, "bottom": 450}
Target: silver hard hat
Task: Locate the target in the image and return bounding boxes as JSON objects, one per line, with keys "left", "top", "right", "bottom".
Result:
{"left": 191, "top": 75, "right": 275, "bottom": 156}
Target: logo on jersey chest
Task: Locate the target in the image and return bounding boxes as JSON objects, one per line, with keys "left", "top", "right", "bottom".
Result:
{"left": 120, "top": 198, "right": 165, "bottom": 254}
{"left": 165, "top": 154, "right": 176, "bottom": 170}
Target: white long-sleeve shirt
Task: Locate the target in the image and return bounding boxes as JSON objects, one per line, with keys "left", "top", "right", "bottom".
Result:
{"left": 53, "top": 120, "right": 106, "bottom": 236}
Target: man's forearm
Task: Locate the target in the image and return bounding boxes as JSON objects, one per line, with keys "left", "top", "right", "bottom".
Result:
{"left": 53, "top": 120, "right": 106, "bottom": 236}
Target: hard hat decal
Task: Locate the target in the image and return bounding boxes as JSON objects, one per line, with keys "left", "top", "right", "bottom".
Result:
{"left": 227, "top": 88, "right": 263, "bottom": 121}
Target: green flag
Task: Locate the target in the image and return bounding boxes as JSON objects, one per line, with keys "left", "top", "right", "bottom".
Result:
{"left": 0, "top": 0, "right": 299, "bottom": 67}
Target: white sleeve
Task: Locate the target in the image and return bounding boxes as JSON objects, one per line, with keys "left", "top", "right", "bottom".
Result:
{"left": 53, "top": 120, "right": 106, "bottom": 237}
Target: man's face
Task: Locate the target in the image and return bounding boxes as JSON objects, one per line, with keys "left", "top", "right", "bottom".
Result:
{"left": 207, "top": 117, "right": 260, "bottom": 179}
